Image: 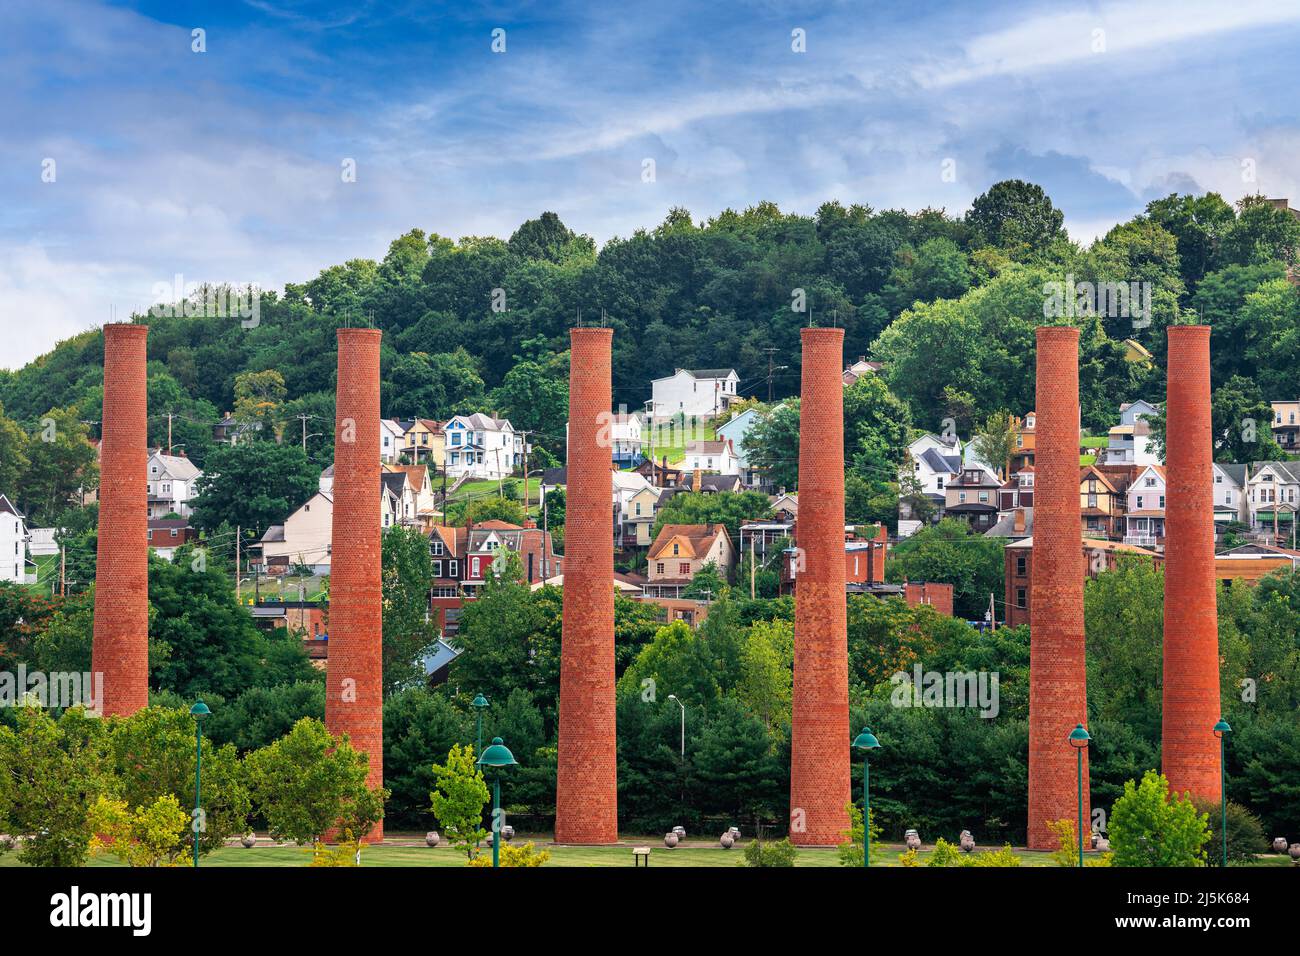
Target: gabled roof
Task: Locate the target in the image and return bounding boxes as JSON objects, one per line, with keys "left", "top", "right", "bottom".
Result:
{"left": 686, "top": 368, "right": 738, "bottom": 379}
{"left": 1080, "top": 465, "right": 1118, "bottom": 493}
{"left": 1214, "top": 462, "right": 1248, "bottom": 489}
{"left": 919, "top": 448, "right": 962, "bottom": 474}
{"left": 0, "top": 494, "right": 23, "bottom": 518}
{"left": 685, "top": 439, "right": 734, "bottom": 456}
{"left": 648, "top": 523, "right": 730, "bottom": 560}
{"left": 1251, "top": 461, "right": 1300, "bottom": 483}
{"left": 148, "top": 451, "right": 201, "bottom": 481}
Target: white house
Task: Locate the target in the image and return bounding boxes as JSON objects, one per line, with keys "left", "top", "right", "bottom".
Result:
{"left": 444, "top": 414, "right": 522, "bottom": 480}
{"left": 1246, "top": 461, "right": 1300, "bottom": 535}
{"left": 380, "top": 419, "right": 405, "bottom": 464}
{"left": 1213, "top": 463, "right": 1249, "bottom": 524}
{"left": 0, "top": 494, "right": 35, "bottom": 584}
{"left": 683, "top": 438, "right": 740, "bottom": 476}
{"left": 146, "top": 451, "right": 203, "bottom": 519}
{"left": 650, "top": 368, "right": 740, "bottom": 419}
{"left": 1100, "top": 401, "right": 1160, "bottom": 466}
{"left": 901, "top": 433, "right": 963, "bottom": 517}
{"left": 1124, "top": 464, "right": 1167, "bottom": 546}
{"left": 607, "top": 412, "right": 644, "bottom": 467}
{"left": 258, "top": 491, "right": 334, "bottom": 574}
{"left": 1119, "top": 400, "right": 1159, "bottom": 426}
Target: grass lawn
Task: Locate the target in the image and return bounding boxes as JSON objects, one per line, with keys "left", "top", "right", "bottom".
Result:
{"left": 1081, "top": 436, "right": 1109, "bottom": 448}
{"left": 22, "top": 553, "right": 59, "bottom": 597}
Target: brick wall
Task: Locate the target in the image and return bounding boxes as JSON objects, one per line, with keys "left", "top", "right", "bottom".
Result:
{"left": 555, "top": 328, "right": 619, "bottom": 843}
{"left": 904, "top": 581, "right": 953, "bottom": 616}
{"left": 325, "top": 328, "right": 384, "bottom": 841}
{"left": 1026, "top": 327, "right": 1089, "bottom": 849}
{"left": 789, "top": 327, "right": 851, "bottom": 846}
{"left": 1163, "top": 326, "right": 1221, "bottom": 800}
{"left": 92, "top": 323, "right": 150, "bottom": 716}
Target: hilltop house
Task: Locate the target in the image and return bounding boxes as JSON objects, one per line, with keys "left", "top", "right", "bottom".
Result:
{"left": 901, "top": 433, "right": 963, "bottom": 520}
{"left": 716, "top": 406, "right": 769, "bottom": 489}
{"left": 1214, "top": 463, "right": 1249, "bottom": 525}
{"left": 1123, "top": 464, "right": 1167, "bottom": 547}
{"left": 1271, "top": 401, "right": 1300, "bottom": 452}
{"left": 380, "top": 419, "right": 406, "bottom": 464}
{"left": 1247, "top": 461, "right": 1300, "bottom": 538}
{"left": 444, "top": 414, "right": 522, "bottom": 481}
{"left": 0, "top": 494, "right": 35, "bottom": 584}
{"left": 427, "top": 521, "right": 561, "bottom": 635}
{"left": 650, "top": 368, "right": 740, "bottom": 419}
{"left": 943, "top": 465, "right": 1003, "bottom": 532}
{"left": 683, "top": 438, "right": 740, "bottom": 476}
{"left": 398, "top": 419, "right": 446, "bottom": 468}
{"left": 644, "top": 523, "right": 735, "bottom": 599}
{"left": 146, "top": 450, "right": 202, "bottom": 519}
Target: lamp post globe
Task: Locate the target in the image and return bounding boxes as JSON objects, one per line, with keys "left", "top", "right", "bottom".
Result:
{"left": 1067, "top": 723, "right": 1091, "bottom": 868}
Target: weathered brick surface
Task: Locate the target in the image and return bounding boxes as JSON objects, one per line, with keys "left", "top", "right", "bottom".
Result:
{"left": 92, "top": 323, "right": 150, "bottom": 717}
{"left": 1027, "top": 326, "right": 1089, "bottom": 850}
{"left": 789, "top": 327, "right": 851, "bottom": 846}
{"left": 326, "top": 328, "right": 384, "bottom": 841}
{"left": 555, "top": 327, "right": 619, "bottom": 844}
{"left": 1163, "top": 326, "right": 1220, "bottom": 801}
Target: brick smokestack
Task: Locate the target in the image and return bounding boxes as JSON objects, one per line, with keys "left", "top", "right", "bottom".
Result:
{"left": 92, "top": 323, "right": 150, "bottom": 716}
{"left": 1027, "top": 326, "right": 1089, "bottom": 850}
{"left": 1163, "top": 325, "right": 1220, "bottom": 800}
{"left": 326, "top": 328, "right": 384, "bottom": 841}
{"left": 555, "top": 327, "right": 618, "bottom": 843}
{"left": 789, "top": 327, "right": 850, "bottom": 846}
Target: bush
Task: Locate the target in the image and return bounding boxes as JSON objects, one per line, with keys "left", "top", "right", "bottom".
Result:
{"left": 1193, "top": 799, "right": 1266, "bottom": 866}
{"left": 926, "top": 837, "right": 965, "bottom": 867}
{"left": 1046, "top": 818, "right": 1081, "bottom": 867}
{"left": 1108, "top": 770, "right": 1210, "bottom": 867}
{"left": 743, "top": 837, "right": 797, "bottom": 867}
{"left": 967, "top": 844, "right": 1021, "bottom": 867}
{"left": 467, "top": 841, "right": 551, "bottom": 867}
{"left": 836, "top": 802, "right": 882, "bottom": 867}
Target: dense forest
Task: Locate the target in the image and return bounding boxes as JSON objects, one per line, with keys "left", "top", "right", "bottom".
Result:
{"left": 3, "top": 180, "right": 1298, "bottom": 504}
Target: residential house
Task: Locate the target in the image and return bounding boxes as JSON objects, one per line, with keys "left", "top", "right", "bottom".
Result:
{"left": 608, "top": 412, "right": 645, "bottom": 467}
{"left": 146, "top": 518, "right": 198, "bottom": 561}
{"left": 380, "top": 418, "right": 405, "bottom": 464}
{"left": 621, "top": 485, "right": 662, "bottom": 549}
{"left": 1122, "top": 339, "right": 1154, "bottom": 366}
{"left": 779, "top": 525, "right": 888, "bottom": 597}
{"left": 1100, "top": 401, "right": 1159, "bottom": 466}
{"left": 383, "top": 464, "right": 441, "bottom": 529}
{"left": 997, "top": 466, "right": 1035, "bottom": 512}
{"left": 443, "top": 414, "right": 521, "bottom": 480}
{"left": 427, "top": 520, "right": 562, "bottom": 634}
{"left": 212, "top": 413, "right": 261, "bottom": 446}
{"left": 0, "top": 494, "right": 35, "bottom": 584}
{"left": 1246, "top": 461, "right": 1300, "bottom": 540}
{"left": 146, "top": 450, "right": 202, "bottom": 519}
{"left": 644, "top": 523, "right": 736, "bottom": 599}
{"left": 1213, "top": 463, "right": 1249, "bottom": 526}
{"left": 901, "top": 433, "right": 963, "bottom": 520}
{"left": 650, "top": 368, "right": 740, "bottom": 419}
{"left": 398, "top": 419, "right": 446, "bottom": 468}
{"left": 842, "top": 356, "right": 884, "bottom": 386}
{"left": 770, "top": 492, "right": 798, "bottom": 522}
{"left": 257, "top": 491, "right": 334, "bottom": 574}
{"left": 634, "top": 456, "right": 685, "bottom": 489}
{"left": 1080, "top": 465, "right": 1124, "bottom": 538}
{"left": 682, "top": 438, "right": 740, "bottom": 476}
{"left": 716, "top": 407, "right": 770, "bottom": 489}
{"left": 1271, "top": 401, "right": 1300, "bottom": 452}
{"left": 943, "top": 466, "right": 1003, "bottom": 532}
{"left": 1010, "top": 412, "right": 1036, "bottom": 473}
{"left": 1123, "top": 464, "right": 1167, "bottom": 547}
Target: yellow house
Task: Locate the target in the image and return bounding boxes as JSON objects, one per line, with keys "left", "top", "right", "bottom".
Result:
{"left": 400, "top": 419, "right": 445, "bottom": 469}
{"left": 644, "top": 523, "right": 735, "bottom": 598}
{"left": 1123, "top": 338, "right": 1153, "bottom": 365}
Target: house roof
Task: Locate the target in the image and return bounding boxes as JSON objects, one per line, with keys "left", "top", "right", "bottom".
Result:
{"left": 699, "top": 474, "right": 742, "bottom": 492}
{"left": 260, "top": 524, "right": 286, "bottom": 543}
{"left": 685, "top": 439, "right": 734, "bottom": 456}
{"left": 0, "top": 494, "right": 23, "bottom": 518}
{"left": 1005, "top": 535, "right": 1157, "bottom": 555}
{"left": 149, "top": 451, "right": 202, "bottom": 481}
{"left": 648, "top": 523, "right": 730, "bottom": 560}
{"left": 1215, "top": 463, "right": 1248, "bottom": 488}
{"left": 685, "top": 368, "right": 737, "bottom": 380}
{"left": 1251, "top": 461, "right": 1300, "bottom": 483}
{"left": 919, "top": 448, "right": 962, "bottom": 474}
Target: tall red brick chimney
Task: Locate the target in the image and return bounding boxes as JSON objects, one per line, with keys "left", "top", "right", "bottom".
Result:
{"left": 789, "top": 326, "right": 850, "bottom": 846}
{"left": 92, "top": 323, "right": 150, "bottom": 717}
{"left": 1027, "top": 326, "right": 1089, "bottom": 850}
{"left": 326, "top": 327, "right": 384, "bottom": 841}
{"left": 555, "top": 326, "right": 618, "bottom": 844}
{"left": 1163, "top": 325, "right": 1220, "bottom": 800}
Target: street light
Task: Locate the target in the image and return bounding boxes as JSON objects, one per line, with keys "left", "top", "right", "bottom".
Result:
{"left": 472, "top": 694, "right": 490, "bottom": 755}
{"left": 1213, "top": 717, "right": 1232, "bottom": 868}
{"left": 666, "top": 694, "right": 685, "bottom": 757}
{"left": 190, "top": 700, "right": 211, "bottom": 868}
{"left": 851, "top": 727, "right": 881, "bottom": 868}
{"left": 1068, "top": 723, "right": 1091, "bottom": 868}
{"left": 477, "top": 737, "right": 517, "bottom": 868}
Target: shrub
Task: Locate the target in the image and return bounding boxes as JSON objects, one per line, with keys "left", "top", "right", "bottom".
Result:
{"left": 1047, "top": 818, "right": 1081, "bottom": 867}
{"left": 897, "top": 848, "right": 921, "bottom": 866}
{"left": 926, "top": 837, "right": 964, "bottom": 867}
{"left": 967, "top": 844, "right": 1020, "bottom": 867}
{"left": 1193, "top": 799, "right": 1266, "bottom": 866}
{"left": 1108, "top": 770, "right": 1210, "bottom": 867}
{"left": 836, "top": 802, "right": 883, "bottom": 867}
{"left": 743, "top": 837, "right": 797, "bottom": 867}
{"left": 467, "top": 841, "right": 551, "bottom": 867}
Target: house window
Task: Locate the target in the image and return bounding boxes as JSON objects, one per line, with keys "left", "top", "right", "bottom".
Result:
{"left": 656, "top": 562, "right": 665, "bottom": 574}
{"left": 978, "top": 492, "right": 988, "bottom": 503}
{"left": 1015, "top": 587, "right": 1027, "bottom": 609}
{"left": 1136, "top": 496, "right": 1143, "bottom": 509}
{"left": 471, "top": 557, "right": 481, "bottom": 577}
{"left": 959, "top": 492, "right": 966, "bottom": 503}
{"left": 432, "top": 541, "right": 444, "bottom": 555}
{"left": 1159, "top": 496, "right": 1165, "bottom": 509}
{"left": 672, "top": 543, "right": 679, "bottom": 555}
{"left": 433, "top": 560, "right": 443, "bottom": 577}
{"left": 679, "top": 562, "right": 690, "bottom": 576}
{"left": 936, "top": 477, "right": 944, "bottom": 489}
{"left": 1016, "top": 555, "right": 1027, "bottom": 576}
{"left": 449, "top": 560, "right": 458, "bottom": 577}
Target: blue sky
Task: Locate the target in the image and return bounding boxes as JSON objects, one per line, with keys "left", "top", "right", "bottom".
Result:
{"left": 2, "top": 0, "right": 1300, "bottom": 367}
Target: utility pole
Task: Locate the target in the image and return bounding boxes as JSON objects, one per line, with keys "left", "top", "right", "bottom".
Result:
{"left": 750, "top": 534, "right": 756, "bottom": 599}
{"left": 60, "top": 543, "right": 66, "bottom": 597}
{"left": 235, "top": 526, "right": 241, "bottom": 604}
{"left": 519, "top": 431, "right": 531, "bottom": 516}
{"left": 298, "top": 413, "right": 311, "bottom": 452}
{"left": 166, "top": 411, "right": 175, "bottom": 455}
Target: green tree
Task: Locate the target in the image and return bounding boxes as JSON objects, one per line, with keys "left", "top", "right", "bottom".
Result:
{"left": 650, "top": 490, "right": 772, "bottom": 544}
{"left": 736, "top": 618, "right": 793, "bottom": 728}
{"left": 190, "top": 439, "right": 319, "bottom": 536}
{"left": 1108, "top": 770, "right": 1211, "bottom": 867}
{"left": 244, "top": 717, "right": 387, "bottom": 845}
{"left": 19, "top": 407, "right": 98, "bottom": 523}
{"left": 429, "top": 743, "right": 490, "bottom": 858}
{"left": 971, "top": 409, "right": 1017, "bottom": 479}
{"left": 885, "top": 518, "right": 1003, "bottom": 619}
{"left": 232, "top": 368, "right": 288, "bottom": 433}
{"left": 381, "top": 526, "right": 440, "bottom": 695}
{"left": 0, "top": 400, "right": 30, "bottom": 496}
{"left": 965, "top": 180, "right": 1065, "bottom": 255}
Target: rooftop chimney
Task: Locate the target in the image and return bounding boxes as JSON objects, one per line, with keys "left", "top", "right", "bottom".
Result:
{"left": 789, "top": 327, "right": 850, "bottom": 846}
{"left": 1026, "top": 326, "right": 1089, "bottom": 850}
{"left": 1163, "top": 326, "right": 1221, "bottom": 800}
{"left": 92, "top": 323, "right": 150, "bottom": 716}
{"left": 555, "top": 327, "right": 618, "bottom": 844}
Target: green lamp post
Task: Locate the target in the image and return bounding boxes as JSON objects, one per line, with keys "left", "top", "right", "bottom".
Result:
{"left": 851, "top": 727, "right": 881, "bottom": 868}
{"left": 190, "top": 700, "right": 211, "bottom": 868}
{"left": 1068, "top": 723, "right": 1091, "bottom": 867}
{"left": 1213, "top": 717, "right": 1232, "bottom": 868}
{"left": 477, "top": 737, "right": 517, "bottom": 868}
{"left": 472, "top": 694, "right": 490, "bottom": 756}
